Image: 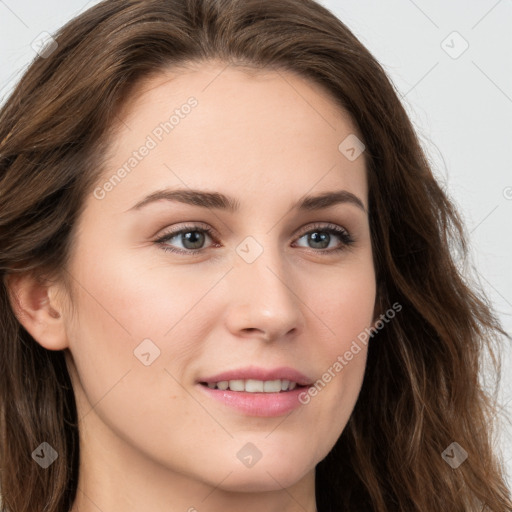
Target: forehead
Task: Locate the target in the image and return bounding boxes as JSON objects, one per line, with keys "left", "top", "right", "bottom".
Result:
{"left": 92, "top": 61, "right": 368, "bottom": 214}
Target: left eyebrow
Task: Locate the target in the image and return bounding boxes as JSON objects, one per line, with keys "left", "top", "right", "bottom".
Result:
{"left": 296, "top": 190, "right": 366, "bottom": 213}
{"left": 126, "top": 188, "right": 366, "bottom": 213}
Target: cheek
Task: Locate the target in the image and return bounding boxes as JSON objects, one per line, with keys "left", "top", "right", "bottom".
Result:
{"left": 306, "top": 255, "right": 376, "bottom": 350}
{"left": 63, "top": 239, "right": 224, "bottom": 408}
{"left": 67, "top": 235, "right": 208, "bottom": 341}
{"left": 63, "top": 248, "right": 210, "bottom": 462}
{"left": 294, "top": 257, "right": 375, "bottom": 453}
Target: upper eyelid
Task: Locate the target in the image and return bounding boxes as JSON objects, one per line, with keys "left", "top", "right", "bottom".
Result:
{"left": 155, "top": 222, "right": 219, "bottom": 241}
{"left": 296, "top": 222, "right": 349, "bottom": 234}
{"left": 156, "top": 221, "right": 350, "bottom": 240}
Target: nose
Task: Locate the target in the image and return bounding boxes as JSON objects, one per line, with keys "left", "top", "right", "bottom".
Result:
{"left": 223, "top": 243, "right": 305, "bottom": 342}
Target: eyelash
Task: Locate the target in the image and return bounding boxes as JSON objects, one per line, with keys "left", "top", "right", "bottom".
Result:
{"left": 154, "top": 222, "right": 354, "bottom": 256}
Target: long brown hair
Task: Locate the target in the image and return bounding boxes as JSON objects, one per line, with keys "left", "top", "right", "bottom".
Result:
{"left": 0, "top": 0, "right": 510, "bottom": 510}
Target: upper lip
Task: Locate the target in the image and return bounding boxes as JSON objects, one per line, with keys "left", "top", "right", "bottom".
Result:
{"left": 198, "top": 366, "right": 314, "bottom": 386}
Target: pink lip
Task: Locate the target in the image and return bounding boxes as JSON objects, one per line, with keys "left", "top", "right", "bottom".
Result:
{"left": 197, "top": 384, "right": 309, "bottom": 417}
{"left": 198, "top": 365, "right": 314, "bottom": 386}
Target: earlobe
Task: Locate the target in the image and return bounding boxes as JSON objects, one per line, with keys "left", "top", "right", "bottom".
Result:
{"left": 5, "top": 272, "right": 69, "bottom": 351}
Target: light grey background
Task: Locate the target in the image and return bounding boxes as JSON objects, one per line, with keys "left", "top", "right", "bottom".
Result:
{"left": 1, "top": 0, "right": 511, "bottom": 485}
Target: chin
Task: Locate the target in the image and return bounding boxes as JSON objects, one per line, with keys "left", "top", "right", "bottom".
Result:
{"left": 211, "top": 468, "right": 306, "bottom": 493}
{"left": 205, "top": 456, "right": 312, "bottom": 492}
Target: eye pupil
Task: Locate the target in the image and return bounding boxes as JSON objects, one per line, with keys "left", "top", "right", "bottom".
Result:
{"left": 309, "top": 231, "right": 330, "bottom": 249}
{"left": 183, "top": 231, "right": 205, "bottom": 249}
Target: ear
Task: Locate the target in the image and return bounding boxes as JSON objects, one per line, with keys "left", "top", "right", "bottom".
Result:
{"left": 5, "top": 271, "right": 69, "bottom": 351}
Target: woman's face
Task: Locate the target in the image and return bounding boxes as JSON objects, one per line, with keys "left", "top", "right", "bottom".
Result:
{"left": 61, "top": 61, "right": 376, "bottom": 493}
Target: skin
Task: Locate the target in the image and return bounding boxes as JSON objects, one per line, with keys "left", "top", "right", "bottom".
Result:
{"left": 8, "top": 60, "right": 376, "bottom": 512}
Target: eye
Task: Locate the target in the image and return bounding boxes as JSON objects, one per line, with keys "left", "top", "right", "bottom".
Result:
{"left": 154, "top": 222, "right": 354, "bottom": 255}
{"left": 293, "top": 222, "right": 354, "bottom": 253}
{"left": 155, "top": 223, "right": 218, "bottom": 255}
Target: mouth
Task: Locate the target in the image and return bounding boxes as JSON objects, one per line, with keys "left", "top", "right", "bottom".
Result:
{"left": 199, "top": 379, "right": 309, "bottom": 393}
{"left": 195, "top": 366, "right": 314, "bottom": 416}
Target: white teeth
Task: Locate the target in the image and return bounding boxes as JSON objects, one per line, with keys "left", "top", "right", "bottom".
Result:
{"left": 245, "top": 379, "right": 264, "bottom": 392}
{"left": 228, "top": 379, "right": 245, "bottom": 391}
{"left": 263, "top": 379, "right": 282, "bottom": 392}
{"left": 205, "top": 378, "right": 300, "bottom": 392}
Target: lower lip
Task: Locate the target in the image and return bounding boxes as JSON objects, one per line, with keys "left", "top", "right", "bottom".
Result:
{"left": 196, "top": 383, "right": 309, "bottom": 417}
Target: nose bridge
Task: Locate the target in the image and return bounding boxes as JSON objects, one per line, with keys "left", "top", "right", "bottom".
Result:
{"left": 225, "top": 235, "right": 304, "bottom": 339}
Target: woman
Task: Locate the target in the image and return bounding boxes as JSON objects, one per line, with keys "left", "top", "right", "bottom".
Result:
{"left": 0, "top": 0, "right": 510, "bottom": 510}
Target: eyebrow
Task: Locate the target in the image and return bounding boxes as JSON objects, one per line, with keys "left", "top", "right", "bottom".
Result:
{"left": 127, "top": 188, "right": 366, "bottom": 213}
